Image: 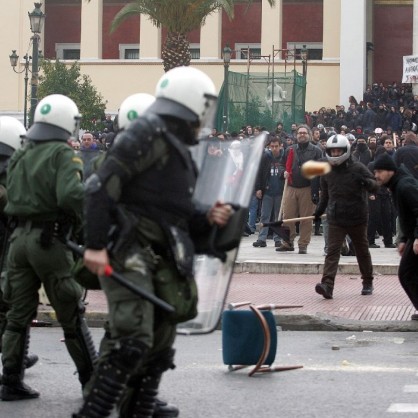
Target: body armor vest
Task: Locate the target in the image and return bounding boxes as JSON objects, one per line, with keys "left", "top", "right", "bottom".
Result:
{"left": 120, "top": 136, "right": 197, "bottom": 229}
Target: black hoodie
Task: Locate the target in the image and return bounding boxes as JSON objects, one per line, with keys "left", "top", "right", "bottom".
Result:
{"left": 387, "top": 165, "right": 418, "bottom": 242}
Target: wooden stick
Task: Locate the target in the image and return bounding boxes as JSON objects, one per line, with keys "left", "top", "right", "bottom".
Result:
{"left": 278, "top": 177, "right": 288, "bottom": 221}
{"left": 262, "top": 214, "right": 326, "bottom": 227}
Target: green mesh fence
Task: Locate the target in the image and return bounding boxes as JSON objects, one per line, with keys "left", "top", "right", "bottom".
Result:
{"left": 216, "top": 70, "right": 306, "bottom": 133}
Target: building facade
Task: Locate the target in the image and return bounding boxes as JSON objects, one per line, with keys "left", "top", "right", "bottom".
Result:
{"left": 2, "top": 0, "right": 414, "bottom": 121}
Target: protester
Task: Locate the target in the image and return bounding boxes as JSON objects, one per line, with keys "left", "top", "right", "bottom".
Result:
{"left": 252, "top": 136, "right": 285, "bottom": 248}
{"left": 276, "top": 125, "right": 322, "bottom": 254}
{"left": 373, "top": 153, "right": 418, "bottom": 320}
{"left": 394, "top": 131, "right": 418, "bottom": 179}
{"left": 313, "top": 135, "right": 378, "bottom": 299}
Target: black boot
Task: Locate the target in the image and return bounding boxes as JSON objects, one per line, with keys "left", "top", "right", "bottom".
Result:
{"left": 128, "top": 374, "right": 161, "bottom": 417}
{"left": 1, "top": 372, "right": 39, "bottom": 401}
{"left": 72, "top": 338, "right": 148, "bottom": 418}
{"left": 121, "top": 348, "right": 176, "bottom": 418}
{"left": 64, "top": 300, "right": 98, "bottom": 390}
{"left": 361, "top": 283, "right": 374, "bottom": 295}
{"left": 1, "top": 323, "right": 35, "bottom": 398}
{"left": 153, "top": 398, "right": 179, "bottom": 418}
{"left": 315, "top": 283, "right": 333, "bottom": 299}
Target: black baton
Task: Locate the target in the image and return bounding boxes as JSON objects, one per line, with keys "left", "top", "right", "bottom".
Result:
{"left": 66, "top": 240, "right": 175, "bottom": 314}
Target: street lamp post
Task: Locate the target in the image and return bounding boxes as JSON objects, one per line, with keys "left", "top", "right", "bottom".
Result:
{"left": 28, "top": 3, "right": 46, "bottom": 127}
{"left": 300, "top": 45, "right": 308, "bottom": 114}
{"left": 9, "top": 51, "right": 31, "bottom": 128}
{"left": 8, "top": 3, "right": 45, "bottom": 128}
{"left": 223, "top": 45, "right": 232, "bottom": 133}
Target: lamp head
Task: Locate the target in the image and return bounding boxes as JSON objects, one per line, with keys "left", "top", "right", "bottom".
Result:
{"left": 223, "top": 45, "right": 232, "bottom": 64}
{"left": 300, "top": 45, "right": 308, "bottom": 61}
{"left": 29, "top": 3, "right": 46, "bottom": 34}
{"left": 9, "top": 50, "right": 18, "bottom": 68}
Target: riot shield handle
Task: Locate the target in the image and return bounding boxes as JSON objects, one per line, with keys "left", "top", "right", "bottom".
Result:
{"left": 207, "top": 203, "right": 242, "bottom": 262}
{"left": 208, "top": 226, "right": 227, "bottom": 262}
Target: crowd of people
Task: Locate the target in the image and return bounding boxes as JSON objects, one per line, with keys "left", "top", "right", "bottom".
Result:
{"left": 306, "top": 82, "right": 418, "bottom": 134}
{"left": 206, "top": 115, "right": 418, "bottom": 313}
{"left": 207, "top": 83, "right": 417, "bottom": 313}
{"left": 207, "top": 82, "right": 418, "bottom": 253}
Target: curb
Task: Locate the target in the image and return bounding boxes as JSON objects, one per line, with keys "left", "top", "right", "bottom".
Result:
{"left": 274, "top": 313, "right": 418, "bottom": 332}
{"left": 234, "top": 262, "right": 399, "bottom": 275}
{"left": 34, "top": 311, "right": 418, "bottom": 333}
{"left": 36, "top": 311, "right": 108, "bottom": 329}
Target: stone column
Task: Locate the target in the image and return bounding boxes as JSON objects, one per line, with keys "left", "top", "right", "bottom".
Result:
{"left": 80, "top": 0, "right": 103, "bottom": 59}
{"left": 322, "top": 0, "right": 340, "bottom": 61}
{"left": 339, "top": 0, "right": 367, "bottom": 107}
{"left": 200, "top": 10, "right": 222, "bottom": 59}
{"left": 261, "top": 0, "right": 282, "bottom": 58}
{"left": 140, "top": 16, "right": 161, "bottom": 58}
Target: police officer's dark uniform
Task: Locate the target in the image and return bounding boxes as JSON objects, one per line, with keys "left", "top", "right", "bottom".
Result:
{"left": 73, "top": 67, "right": 220, "bottom": 418}
{"left": 1, "top": 95, "right": 97, "bottom": 401}
{"left": 0, "top": 117, "right": 39, "bottom": 382}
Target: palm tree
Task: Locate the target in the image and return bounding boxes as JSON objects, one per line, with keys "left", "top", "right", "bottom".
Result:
{"left": 107, "top": 0, "right": 276, "bottom": 72}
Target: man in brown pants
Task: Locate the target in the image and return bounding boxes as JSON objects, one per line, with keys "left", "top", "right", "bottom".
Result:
{"left": 276, "top": 124, "right": 322, "bottom": 254}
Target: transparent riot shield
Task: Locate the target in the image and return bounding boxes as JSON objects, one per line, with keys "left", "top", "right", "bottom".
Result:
{"left": 177, "top": 133, "right": 266, "bottom": 334}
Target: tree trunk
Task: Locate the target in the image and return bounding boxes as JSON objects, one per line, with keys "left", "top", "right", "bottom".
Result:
{"left": 161, "top": 32, "right": 191, "bottom": 72}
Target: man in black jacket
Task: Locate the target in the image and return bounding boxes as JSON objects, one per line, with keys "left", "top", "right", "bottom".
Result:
{"left": 314, "top": 135, "right": 378, "bottom": 299}
{"left": 373, "top": 154, "right": 418, "bottom": 320}
{"left": 394, "top": 131, "right": 418, "bottom": 179}
{"left": 352, "top": 135, "right": 373, "bottom": 166}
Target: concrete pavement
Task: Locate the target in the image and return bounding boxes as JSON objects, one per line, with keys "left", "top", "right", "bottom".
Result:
{"left": 36, "top": 233, "right": 418, "bottom": 331}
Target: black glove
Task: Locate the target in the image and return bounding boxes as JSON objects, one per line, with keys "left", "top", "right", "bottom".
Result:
{"left": 311, "top": 194, "right": 319, "bottom": 205}
{"left": 312, "top": 212, "right": 322, "bottom": 222}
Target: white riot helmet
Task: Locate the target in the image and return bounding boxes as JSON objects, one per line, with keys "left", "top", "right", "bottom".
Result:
{"left": 26, "top": 94, "right": 81, "bottom": 141}
{"left": 326, "top": 134, "right": 351, "bottom": 166}
{"left": 148, "top": 66, "right": 217, "bottom": 139}
{"left": 0, "top": 116, "right": 26, "bottom": 156}
{"left": 118, "top": 93, "right": 156, "bottom": 130}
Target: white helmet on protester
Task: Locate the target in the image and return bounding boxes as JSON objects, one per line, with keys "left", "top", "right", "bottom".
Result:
{"left": 26, "top": 94, "right": 81, "bottom": 141}
{"left": 148, "top": 66, "right": 217, "bottom": 140}
{"left": 118, "top": 93, "right": 156, "bottom": 130}
{"left": 326, "top": 134, "right": 351, "bottom": 166}
{"left": 0, "top": 116, "right": 26, "bottom": 156}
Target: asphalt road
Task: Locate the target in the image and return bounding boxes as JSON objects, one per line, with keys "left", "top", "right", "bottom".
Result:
{"left": 2, "top": 328, "right": 418, "bottom": 418}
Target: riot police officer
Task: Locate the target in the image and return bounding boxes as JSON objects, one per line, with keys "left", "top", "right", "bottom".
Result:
{"left": 0, "top": 117, "right": 39, "bottom": 382}
{"left": 83, "top": 91, "right": 181, "bottom": 418}
{"left": 74, "top": 67, "right": 231, "bottom": 418}
{"left": 1, "top": 95, "right": 97, "bottom": 400}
